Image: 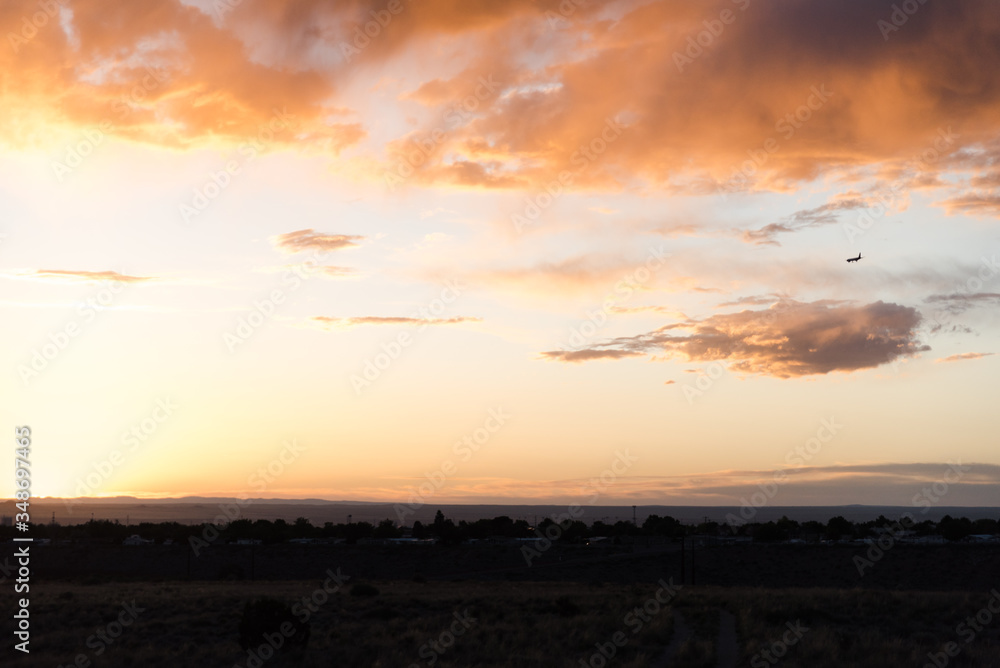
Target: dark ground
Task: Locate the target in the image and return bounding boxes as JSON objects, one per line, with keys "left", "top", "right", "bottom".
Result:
{"left": 22, "top": 540, "right": 1000, "bottom": 590}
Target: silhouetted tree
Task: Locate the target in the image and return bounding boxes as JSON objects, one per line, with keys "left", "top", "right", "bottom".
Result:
{"left": 373, "top": 519, "right": 400, "bottom": 538}
{"left": 826, "top": 516, "right": 853, "bottom": 540}
{"left": 972, "top": 518, "right": 998, "bottom": 535}
{"left": 291, "top": 517, "right": 315, "bottom": 538}
{"left": 753, "top": 522, "right": 779, "bottom": 542}
{"left": 643, "top": 514, "right": 682, "bottom": 536}
{"left": 939, "top": 515, "right": 973, "bottom": 541}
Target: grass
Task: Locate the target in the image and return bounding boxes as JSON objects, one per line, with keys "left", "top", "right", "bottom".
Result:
{"left": 7, "top": 580, "right": 1000, "bottom": 667}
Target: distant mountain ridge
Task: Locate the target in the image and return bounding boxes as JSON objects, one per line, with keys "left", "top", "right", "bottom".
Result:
{"left": 5, "top": 498, "right": 999, "bottom": 526}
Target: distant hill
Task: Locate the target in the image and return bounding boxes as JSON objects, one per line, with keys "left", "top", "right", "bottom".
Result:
{"left": 4, "top": 498, "right": 999, "bottom": 526}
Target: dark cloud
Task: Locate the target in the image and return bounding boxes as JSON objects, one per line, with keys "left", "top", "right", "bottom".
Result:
{"left": 542, "top": 299, "right": 929, "bottom": 377}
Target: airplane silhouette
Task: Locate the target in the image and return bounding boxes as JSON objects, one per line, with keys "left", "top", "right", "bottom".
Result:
{"left": 846, "top": 252, "right": 862, "bottom": 263}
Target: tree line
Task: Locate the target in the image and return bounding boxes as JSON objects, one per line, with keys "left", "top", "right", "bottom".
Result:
{"left": 4, "top": 510, "right": 996, "bottom": 546}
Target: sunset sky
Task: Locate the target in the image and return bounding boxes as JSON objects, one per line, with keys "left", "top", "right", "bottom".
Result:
{"left": 3, "top": 0, "right": 999, "bottom": 509}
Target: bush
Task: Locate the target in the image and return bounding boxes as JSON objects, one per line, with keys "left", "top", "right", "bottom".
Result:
{"left": 237, "top": 597, "right": 310, "bottom": 652}
{"left": 350, "top": 583, "right": 380, "bottom": 597}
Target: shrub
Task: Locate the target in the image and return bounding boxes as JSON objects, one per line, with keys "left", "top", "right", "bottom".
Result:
{"left": 237, "top": 597, "right": 310, "bottom": 652}
{"left": 350, "top": 583, "right": 380, "bottom": 597}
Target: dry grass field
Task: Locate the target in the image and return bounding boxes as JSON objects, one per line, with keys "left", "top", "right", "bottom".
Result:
{"left": 7, "top": 579, "right": 1000, "bottom": 667}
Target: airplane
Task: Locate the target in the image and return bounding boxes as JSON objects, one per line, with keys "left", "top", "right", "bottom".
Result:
{"left": 846, "top": 252, "right": 862, "bottom": 263}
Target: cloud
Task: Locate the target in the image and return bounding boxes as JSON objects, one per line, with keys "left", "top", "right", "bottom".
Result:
{"left": 346, "top": 462, "right": 1000, "bottom": 505}
{"left": 309, "top": 315, "right": 481, "bottom": 329}
{"left": 270, "top": 229, "right": 364, "bottom": 254}
{"left": 936, "top": 352, "right": 994, "bottom": 363}
{"left": 716, "top": 294, "right": 785, "bottom": 308}
{"left": 0, "top": 0, "right": 367, "bottom": 152}
{"left": 6, "top": 0, "right": 998, "bottom": 194}
{"left": 742, "top": 198, "right": 869, "bottom": 245}
{"left": 937, "top": 192, "right": 1000, "bottom": 217}
{"left": 539, "top": 349, "right": 644, "bottom": 363}
{"left": 924, "top": 292, "right": 1000, "bottom": 315}
{"left": 20, "top": 269, "right": 156, "bottom": 283}
{"left": 609, "top": 305, "right": 687, "bottom": 318}
{"left": 542, "top": 299, "right": 929, "bottom": 377}
{"left": 314, "top": 266, "right": 356, "bottom": 279}
{"left": 380, "top": 0, "right": 999, "bottom": 192}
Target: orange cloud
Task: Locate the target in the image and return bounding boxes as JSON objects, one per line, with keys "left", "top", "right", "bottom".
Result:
{"left": 539, "top": 349, "right": 644, "bottom": 363}
{"left": 1, "top": 0, "right": 363, "bottom": 151}
{"left": 24, "top": 269, "right": 155, "bottom": 283}
{"left": 270, "top": 229, "right": 364, "bottom": 254}
{"left": 936, "top": 352, "right": 994, "bottom": 363}
{"left": 5, "top": 0, "right": 998, "bottom": 196}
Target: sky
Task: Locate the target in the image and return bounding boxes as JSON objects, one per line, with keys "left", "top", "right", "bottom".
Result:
{"left": 2, "top": 0, "right": 999, "bottom": 510}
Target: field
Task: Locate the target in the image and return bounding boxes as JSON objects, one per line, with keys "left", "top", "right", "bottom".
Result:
{"left": 5, "top": 541, "right": 1000, "bottom": 666}
{"left": 6, "top": 579, "right": 1000, "bottom": 667}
